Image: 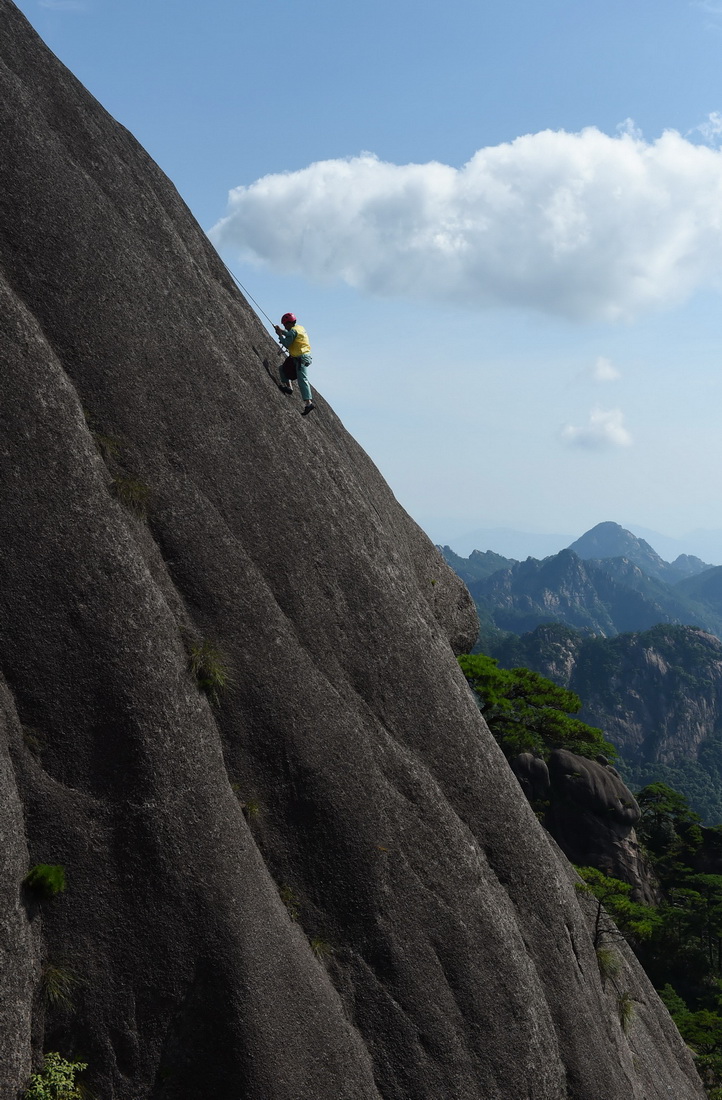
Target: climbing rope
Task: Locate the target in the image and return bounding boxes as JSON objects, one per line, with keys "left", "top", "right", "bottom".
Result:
{"left": 219, "top": 257, "right": 276, "bottom": 330}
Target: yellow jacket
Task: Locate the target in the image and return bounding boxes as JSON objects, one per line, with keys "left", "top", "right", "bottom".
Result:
{"left": 287, "top": 325, "right": 311, "bottom": 357}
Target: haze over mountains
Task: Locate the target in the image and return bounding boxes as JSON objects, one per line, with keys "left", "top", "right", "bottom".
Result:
{"left": 444, "top": 521, "right": 722, "bottom": 565}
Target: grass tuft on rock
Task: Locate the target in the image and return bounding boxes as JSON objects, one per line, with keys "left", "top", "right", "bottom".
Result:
{"left": 310, "top": 937, "right": 333, "bottom": 961}
{"left": 112, "top": 475, "right": 149, "bottom": 517}
{"left": 595, "top": 946, "right": 621, "bottom": 984}
{"left": 188, "top": 639, "right": 233, "bottom": 705}
{"left": 41, "top": 963, "right": 81, "bottom": 1010}
{"left": 618, "top": 990, "right": 635, "bottom": 1033}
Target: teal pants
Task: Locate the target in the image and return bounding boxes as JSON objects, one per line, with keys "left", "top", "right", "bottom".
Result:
{"left": 281, "top": 354, "right": 313, "bottom": 402}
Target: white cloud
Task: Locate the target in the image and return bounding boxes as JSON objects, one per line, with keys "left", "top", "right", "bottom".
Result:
{"left": 561, "top": 408, "right": 633, "bottom": 449}
{"left": 591, "top": 356, "right": 621, "bottom": 382}
{"left": 211, "top": 127, "right": 722, "bottom": 322}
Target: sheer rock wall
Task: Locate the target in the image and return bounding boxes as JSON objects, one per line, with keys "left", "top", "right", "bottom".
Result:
{"left": 0, "top": 4, "right": 706, "bottom": 1098}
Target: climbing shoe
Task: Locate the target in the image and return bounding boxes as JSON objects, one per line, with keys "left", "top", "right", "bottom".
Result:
{"left": 301, "top": 403, "right": 316, "bottom": 416}
{"left": 279, "top": 384, "right": 293, "bottom": 395}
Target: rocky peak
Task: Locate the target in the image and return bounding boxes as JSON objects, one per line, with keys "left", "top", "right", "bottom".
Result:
{"left": 569, "top": 522, "right": 670, "bottom": 580}
{"left": 669, "top": 553, "right": 713, "bottom": 580}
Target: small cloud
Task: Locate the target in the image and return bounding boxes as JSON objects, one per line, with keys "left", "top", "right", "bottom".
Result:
{"left": 561, "top": 407, "right": 633, "bottom": 449}
{"left": 616, "top": 118, "right": 643, "bottom": 140}
{"left": 689, "top": 111, "right": 722, "bottom": 146}
{"left": 591, "top": 356, "right": 621, "bottom": 382}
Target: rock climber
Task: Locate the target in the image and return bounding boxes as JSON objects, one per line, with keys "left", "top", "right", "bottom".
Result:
{"left": 274, "top": 313, "right": 315, "bottom": 416}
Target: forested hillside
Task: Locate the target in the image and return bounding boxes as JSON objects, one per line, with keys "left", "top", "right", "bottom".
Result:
{"left": 491, "top": 623, "right": 722, "bottom": 823}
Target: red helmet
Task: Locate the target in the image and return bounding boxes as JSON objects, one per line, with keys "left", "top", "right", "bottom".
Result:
{"left": 281, "top": 312, "right": 296, "bottom": 326}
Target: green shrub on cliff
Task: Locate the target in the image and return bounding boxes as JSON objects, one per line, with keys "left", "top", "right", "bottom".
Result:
{"left": 618, "top": 990, "right": 635, "bottom": 1032}
{"left": 458, "top": 653, "right": 616, "bottom": 761}
{"left": 636, "top": 782, "right": 703, "bottom": 866}
{"left": 659, "top": 985, "right": 722, "bottom": 1096}
{"left": 23, "top": 864, "right": 66, "bottom": 899}
{"left": 575, "top": 866, "right": 661, "bottom": 945}
{"left": 22, "top": 1052, "right": 87, "bottom": 1100}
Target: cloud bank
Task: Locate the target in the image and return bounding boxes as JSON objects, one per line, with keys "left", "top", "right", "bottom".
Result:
{"left": 211, "top": 126, "right": 722, "bottom": 321}
{"left": 561, "top": 408, "right": 633, "bottom": 449}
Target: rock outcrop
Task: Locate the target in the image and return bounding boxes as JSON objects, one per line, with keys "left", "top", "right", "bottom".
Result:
{"left": 512, "top": 750, "right": 659, "bottom": 905}
{"left": 0, "top": 3, "right": 707, "bottom": 1098}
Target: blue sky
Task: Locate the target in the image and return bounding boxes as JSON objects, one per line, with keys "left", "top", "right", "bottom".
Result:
{"left": 13, "top": 0, "right": 722, "bottom": 560}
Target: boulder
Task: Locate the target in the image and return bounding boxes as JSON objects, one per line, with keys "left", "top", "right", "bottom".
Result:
{"left": 544, "top": 750, "right": 659, "bottom": 904}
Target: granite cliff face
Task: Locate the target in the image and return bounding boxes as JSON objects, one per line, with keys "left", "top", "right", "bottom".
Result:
{"left": 0, "top": 4, "right": 707, "bottom": 1099}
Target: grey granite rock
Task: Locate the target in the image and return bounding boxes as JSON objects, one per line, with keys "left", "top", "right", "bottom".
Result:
{"left": 0, "top": 3, "right": 707, "bottom": 1097}
{"left": 546, "top": 750, "right": 659, "bottom": 904}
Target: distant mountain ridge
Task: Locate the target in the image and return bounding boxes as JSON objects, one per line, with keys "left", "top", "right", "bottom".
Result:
{"left": 438, "top": 546, "right": 516, "bottom": 585}
{"left": 441, "top": 525, "right": 573, "bottom": 560}
{"left": 443, "top": 519, "right": 722, "bottom": 564}
{"left": 440, "top": 521, "right": 722, "bottom": 642}
{"left": 568, "top": 521, "right": 711, "bottom": 583}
